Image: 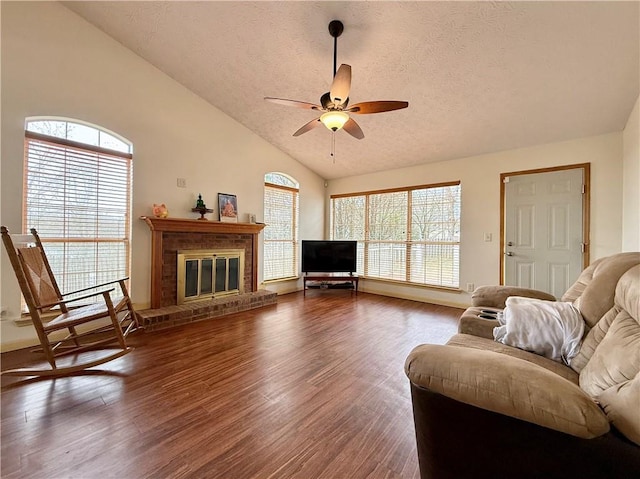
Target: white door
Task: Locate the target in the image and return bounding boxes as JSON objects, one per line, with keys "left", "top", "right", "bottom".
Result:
{"left": 504, "top": 168, "right": 584, "bottom": 298}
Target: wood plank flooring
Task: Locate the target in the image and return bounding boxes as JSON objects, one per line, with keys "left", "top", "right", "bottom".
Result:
{"left": 1, "top": 291, "right": 462, "bottom": 479}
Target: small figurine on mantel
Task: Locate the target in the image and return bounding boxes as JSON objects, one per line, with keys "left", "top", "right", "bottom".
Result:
{"left": 192, "top": 194, "right": 213, "bottom": 220}
{"left": 152, "top": 203, "right": 169, "bottom": 218}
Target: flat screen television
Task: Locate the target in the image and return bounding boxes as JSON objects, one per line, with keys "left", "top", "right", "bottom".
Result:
{"left": 302, "top": 240, "right": 357, "bottom": 274}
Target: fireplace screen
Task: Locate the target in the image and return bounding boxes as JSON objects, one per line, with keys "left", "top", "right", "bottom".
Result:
{"left": 177, "top": 249, "right": 244, "bottom": 304}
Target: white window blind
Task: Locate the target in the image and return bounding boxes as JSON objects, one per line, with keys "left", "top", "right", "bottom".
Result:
{"left": 331, "top": 195, "right": 366, "bottom": 273}
{"left": 331, "top": 182, "right": 461, "bottom": 288}
{"left": 264, "top": 173, "right": 299, "bottom": 281}
{"left": 23, "top": 123, "right": 132, "bottom": 299}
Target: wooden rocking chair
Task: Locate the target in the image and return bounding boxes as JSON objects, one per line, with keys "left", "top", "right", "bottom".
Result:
{"left": 1, "top": 226, "right": 140, "bottom": 377}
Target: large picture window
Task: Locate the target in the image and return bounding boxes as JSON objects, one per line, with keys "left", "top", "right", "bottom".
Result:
{"left": 23, "top": 118, "right": 133, "bottom": 300}
{"left": 331, "top": 182, "right": 461, "bottom": 288}
{"left": 263, "top": 173, "right": 299, "bottom": 281}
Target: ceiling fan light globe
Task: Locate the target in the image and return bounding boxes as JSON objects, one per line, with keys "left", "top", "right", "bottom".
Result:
{"left": 320, "top": 111, "right": 349, "bottom": 131}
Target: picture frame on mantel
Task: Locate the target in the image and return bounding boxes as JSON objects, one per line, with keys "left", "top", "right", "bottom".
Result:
{"left": 218, "top": 193, "right": 238, "bottom": 223}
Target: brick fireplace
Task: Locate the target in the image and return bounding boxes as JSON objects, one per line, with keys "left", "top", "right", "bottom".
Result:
{"left": 138, "top": 216, "right": 276, "bottom": 330}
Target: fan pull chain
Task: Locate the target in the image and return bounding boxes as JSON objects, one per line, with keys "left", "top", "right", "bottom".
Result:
{"left": 330, "top": 132, "right": 336, "bottom": 163}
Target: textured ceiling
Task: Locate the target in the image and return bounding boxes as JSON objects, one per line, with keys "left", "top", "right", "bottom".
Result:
{"left": 63, "top": 1, "right": 639, "bottom": 180}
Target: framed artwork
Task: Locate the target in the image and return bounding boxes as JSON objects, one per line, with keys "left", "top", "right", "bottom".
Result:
{"left": 218, "top": 193, "right": 238, "bottom": 222}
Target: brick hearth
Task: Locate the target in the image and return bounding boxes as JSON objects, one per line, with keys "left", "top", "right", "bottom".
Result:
{"left": 138, "top": 290, "right": 277, "bottom": 331}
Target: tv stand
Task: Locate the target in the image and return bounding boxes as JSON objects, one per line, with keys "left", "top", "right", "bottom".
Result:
{"left": 303, "top": 273, "right": 358, "bottom": 295}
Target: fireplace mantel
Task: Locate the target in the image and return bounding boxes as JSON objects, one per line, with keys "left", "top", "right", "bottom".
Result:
{"left": 140, "top": 216, "right": 265, "bottom": 308}
{"left": 140, "top": 216, "right": 265, "bottom": 235}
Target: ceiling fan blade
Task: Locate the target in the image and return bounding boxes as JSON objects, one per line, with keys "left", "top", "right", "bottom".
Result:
{"left": 330, "top": 64, "right": 351, "bottom": 106}
{"left": 293, "top": 118, "right": 322, "bottom": 137}
{"left": 346, "top": 101, "right": 409, "bottom": 114}
{"left": 342, "top": 117, "right": 364, "bottom": 140}
{"left": 265, "top": 97, "right": 322, "bottom": 110}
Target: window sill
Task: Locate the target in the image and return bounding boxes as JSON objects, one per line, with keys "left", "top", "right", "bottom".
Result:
{"left": 13, "top": 306, "right": 88, "bottom": 327}
{"left": 14, "top": 311, "right": 59, "bottom": 327}
{"left": 360, "top": 276, "right": 463, "bottom": 293}
{"left": 262, "top": 276, "right": 300, "bottom": 285}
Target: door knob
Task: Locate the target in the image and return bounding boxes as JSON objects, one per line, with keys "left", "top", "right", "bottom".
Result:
{"left": 505, "top": 252, "right": 514, "bottom": 256}
{"left": 507, "top": 241, "right": 514, "bottom": 246}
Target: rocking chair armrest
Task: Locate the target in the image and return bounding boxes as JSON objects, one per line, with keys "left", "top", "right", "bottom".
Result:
{"left": 61, "top": 277, "right": 130, "bottom": 297}
{"left": 40, "top": 288, "right": 116, "bottom": 309}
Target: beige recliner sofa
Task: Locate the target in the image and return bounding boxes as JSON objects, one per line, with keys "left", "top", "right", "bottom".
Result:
{"left": 405, "top": 252, "right": 640, "bottom": 479}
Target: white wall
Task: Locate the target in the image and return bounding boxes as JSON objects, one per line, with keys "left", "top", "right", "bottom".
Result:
{"left": 327, "top": 133, "right": 624, "bottom": 308}
{"left": 0, "top": 2, "right": 325, "bottom": 351}
{"left": 622, "top": 96, "right": 640, "bottom": 251}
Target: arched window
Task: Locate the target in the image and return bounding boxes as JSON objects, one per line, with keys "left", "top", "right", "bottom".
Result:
{"left": 24, "top": 118, "right": 133, "bottom": 299}
{"left": 264, "top": 173, "right": 299, "bottom": 281}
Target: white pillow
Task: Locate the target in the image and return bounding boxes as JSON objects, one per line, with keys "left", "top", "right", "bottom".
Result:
{"left": 493, "top": 296, "right": 585, "bottom": 364}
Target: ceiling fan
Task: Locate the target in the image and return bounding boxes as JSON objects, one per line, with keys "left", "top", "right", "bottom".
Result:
{"left": 265, "top": 20, "right": 409, "bottom": 140}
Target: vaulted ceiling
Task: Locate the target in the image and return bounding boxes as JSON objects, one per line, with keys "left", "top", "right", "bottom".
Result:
{"left": 63, "top": 1, "right": 639, "bottom": 180}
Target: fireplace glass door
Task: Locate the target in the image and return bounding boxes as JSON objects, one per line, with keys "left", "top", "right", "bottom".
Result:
{"left": 178, "top": 250, "right": 244, "bottom": 304}
{"left": 215, "top": 256, "right": 239, "bottom": 293}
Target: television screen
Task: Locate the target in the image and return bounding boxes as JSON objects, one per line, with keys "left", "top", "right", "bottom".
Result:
{"left": 302, "top": 240, "right": 357, "bottom": 274}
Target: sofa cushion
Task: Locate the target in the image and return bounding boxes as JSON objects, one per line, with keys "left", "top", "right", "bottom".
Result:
{"left": 562, "top": 252, "right": 640, "bottom": 329}
{"left": 447, "top": 333, "right": 579, "bottom": 383}
{"left": 579, "top": 310, "right": 640, "bottom": 397}
{"left": 598, "top": 371, "right": 640, "bottom": 446}
{"left": 580, "top": 266, "right": 640, "bottom": 393}
{"left": 570, "top": 306, "right": 619, "bottom": 373}
{"left": 578, "top": 266, "right": 640, "bottom": 446}
{"left": 405, "top": 344, "right": 609, "bottom": 439}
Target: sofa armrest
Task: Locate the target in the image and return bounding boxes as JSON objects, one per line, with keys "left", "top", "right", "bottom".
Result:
{"left": 458, "top": 309, "right": 499, "bottom": 338}
{"left": 405, "top": 344, "right": 609, "bottom": 439}
{"left": 471, "top": 285, "right": 556, "bottom": 308}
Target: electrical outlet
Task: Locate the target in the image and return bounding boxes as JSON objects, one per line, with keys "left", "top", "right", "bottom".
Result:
{"left": 466, "top": 283, "right": 474, "bottom": 293}
{"left": 177, "top": 178, "right": 187, "bottom": 188}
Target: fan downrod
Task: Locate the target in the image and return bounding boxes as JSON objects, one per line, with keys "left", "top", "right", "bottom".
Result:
{"left": 328, "top": 20, "right": 344, "bottom": 78}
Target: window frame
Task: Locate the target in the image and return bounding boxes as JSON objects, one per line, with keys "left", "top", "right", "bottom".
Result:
{"left": 263, "top": 173, "right": 300, "bottom": 282}
{"left": 23, "top": 118, "right": 133, "bottom": 303}
{"left": 331, "top": 181, "right": 461, "bottom": 289}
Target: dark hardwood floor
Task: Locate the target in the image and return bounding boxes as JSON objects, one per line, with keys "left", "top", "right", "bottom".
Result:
{"left": 1, "top": 291, "right": 462, "bottom": 479}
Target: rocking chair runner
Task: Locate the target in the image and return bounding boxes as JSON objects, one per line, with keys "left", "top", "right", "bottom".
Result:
{"left": 1, "top": 226, "right": 140, "bottom": 377}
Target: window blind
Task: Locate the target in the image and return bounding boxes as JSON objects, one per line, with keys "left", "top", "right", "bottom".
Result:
{"left": 24, "top": 131, "right": 132, "bottom": 298}
{"left": 331, "top": 194, "right": 366, "bottom": 273}
{"left": 331, "top": 182, "right": 461, "bottom": 288}
{"left": 263, "top": 182, "right": 299, "bottom": 281}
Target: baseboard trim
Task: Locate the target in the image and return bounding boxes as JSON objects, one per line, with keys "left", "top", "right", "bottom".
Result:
{"left": 359, "top": 287, "right": 469, "bottom": 310}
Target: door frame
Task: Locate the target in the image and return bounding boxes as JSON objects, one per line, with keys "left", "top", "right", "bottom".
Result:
{"left": 499, "top": 162, "right": 591, "bottom": 284}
